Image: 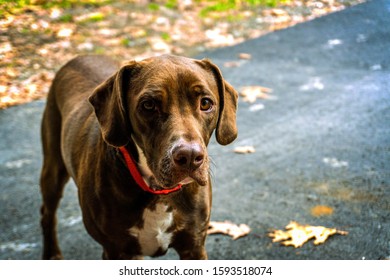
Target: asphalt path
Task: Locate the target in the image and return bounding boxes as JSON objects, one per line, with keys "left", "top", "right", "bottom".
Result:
{"left": 0, "top": 0, "right": 389, "bottom": 260}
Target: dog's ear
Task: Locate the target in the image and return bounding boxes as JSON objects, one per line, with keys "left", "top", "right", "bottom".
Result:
{"left": 198, "top": 59, "right": 238, "bottom": 145}
{"left": 89, "top": 62, "right": 137, "bottom": 147}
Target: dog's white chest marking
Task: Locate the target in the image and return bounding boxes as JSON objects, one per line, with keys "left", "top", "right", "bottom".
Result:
{"left": 128, "top": 203, "right": 174, "bottom": 256}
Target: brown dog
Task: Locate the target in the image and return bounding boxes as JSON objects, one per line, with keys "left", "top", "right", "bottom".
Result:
{"left": 39, "top": 54, "right": 238, "bottom": 260}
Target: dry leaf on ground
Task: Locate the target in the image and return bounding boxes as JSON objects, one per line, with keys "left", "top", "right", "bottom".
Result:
{"left": 249, "top": 103, "right": 265, "bottom": 112}
{"left": 0, "top": 71, "right": 54, "bottom": 109}
{"left": 310, "top": 205, "right": 334, "bottom": 217}
{"left": 234, "top": 146, "right": 256, "bottom": 154}
{"left": 208, "top": 221, "right": 251, "bottom": 240}
{"left": 224, "top": 61, "right": 244, "bottom": 68}
{"left": 238, "top": 53, "right": 252, "bottom": 60}
{"left": 269, "top": 221, "right": 348, "bottom": 248}
{"left": 240, "top": 86, "right": 276, "bottom": 103}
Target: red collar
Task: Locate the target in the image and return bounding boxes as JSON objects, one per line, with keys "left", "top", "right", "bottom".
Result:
{"left": 118, "top": 146, "right": 183, "bottom": 195}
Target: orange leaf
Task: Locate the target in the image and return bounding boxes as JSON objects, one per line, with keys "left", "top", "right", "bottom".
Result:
{"left": 310, "top": 205, "right": 334, "bottom": 217}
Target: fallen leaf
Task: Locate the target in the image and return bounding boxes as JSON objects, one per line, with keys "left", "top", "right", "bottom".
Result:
{"left": 0, "top": 85, "right": 7, "bottom": 94}
{"left": 234, "top": 146, "right": 255, "bottom": 154}
{"left": 148, "top": 37, "right": 170, "bottom": 52}
{"left": 300, "top": 77, "right": 325, "bottom": 91}
{"left": 205, "top": 28, "right": 235, "bottom": 48}
{"left": 57, "top": 28, "right": 73, "bottom": 38}
{"left": 6, "top": 68, "right": 18, "bottom": 78}
{"left": 240, "top": 86, "right": 275, "bottom": 103}
{"left": 75, "top": 12, "right": 105, "bottom": 23}
{"left": 268, "top": 221, "right": 348, "bottom": 248}
{"left": 0, "top": 42, "right": 12, "bottom": 54}
{"left": 323, "top": 157, "right": 348, "bottom": 168}
{"left": 50, "top": 8, "right": 62, "bottom": 19}
{"left": 310, "top": 205, "right": 334, "bottom": 217}
{"left": 270, "top": 8, "right": 289, "bottom": 17}
{"left": 208, "top": 221, "right": 251, "bottom": 240}
{"left": 224, "top": 61, "right": 242, "bottom": 68}
{"left": 249, "top": 103, "right": 265, "bottom": 112}
{"left": 77, "top": 42, "right": 94, "bottom": 51}
{"left": 238, "top": 53, "right": 252, "bottom": 60}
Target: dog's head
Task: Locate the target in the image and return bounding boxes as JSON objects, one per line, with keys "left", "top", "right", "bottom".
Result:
{"left": 89, "top": 55, "right": 237, "bottom": 189}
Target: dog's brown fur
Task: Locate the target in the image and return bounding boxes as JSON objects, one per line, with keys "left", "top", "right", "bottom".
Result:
{"left": 39, "top": 54, "right": 237, "bottom": 260}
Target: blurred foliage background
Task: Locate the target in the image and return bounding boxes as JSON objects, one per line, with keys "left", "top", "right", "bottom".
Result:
{"left": 0, "top": 0, "right": 362, "bottom": 108}
{"left": 1, "top": 0, "right": 288, "bottom": 18}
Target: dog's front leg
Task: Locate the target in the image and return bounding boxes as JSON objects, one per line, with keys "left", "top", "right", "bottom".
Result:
{"left": 174, "top": 231, "right": 208, "bottom": 260}
{"left": 177, "top": 247, "right": 208, "bottom": 260}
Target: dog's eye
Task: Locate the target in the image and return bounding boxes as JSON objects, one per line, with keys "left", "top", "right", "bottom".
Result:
{"left": 141, "top": 100, "right": 156, "bottom": 112}
{"left": 200, "top": 98, "right": 213, "bottom": 111}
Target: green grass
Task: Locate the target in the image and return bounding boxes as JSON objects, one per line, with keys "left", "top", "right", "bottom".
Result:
{"left": 85, "top": 12, "right": 105, "bottom": 22}
{"left": 199, "top": 0, "right": 287, "bottom": 17}
{"left": 121, "top": 37, "right": 131, "bottom": 47}
{"left": 94, "top": 46, "right": 106, "bottom": 54}
{"left": 161, "top": 32, "right": 171, "bottom": 42}
{"left": 0, "top": 0, "right": 113, "bottom": 17}
{"left": 199, "top": 0, "right": 236, "bottom": 17}
{"left": 147, "top": 2, "right": 160, "bottom": 11}
{"left": 41, "top": 0, "right": 112, "bottom": 9}
{"left": 58, "top": 13, "right": 73, "bottom": 22}
{"left": 0, "top": 0, "right": 287, "bottom": 19}
{"left": 165, "top": 0, "right": 177, "bottom": 9}
{"left": 0, "top": 0, "right": 29, "bottom": 17}
{"left": 0, "top": 0, "right": 112, "bottom": 17}
{"left": 248, "top": 0, "right": 285, "bottom": 7}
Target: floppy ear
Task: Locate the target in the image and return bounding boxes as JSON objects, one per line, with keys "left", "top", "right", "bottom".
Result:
{"left": 198, "top": 59, "right": 238, "bottom": 145}
{"left": 89, "top": 62, "right": 137, "bottom": 147}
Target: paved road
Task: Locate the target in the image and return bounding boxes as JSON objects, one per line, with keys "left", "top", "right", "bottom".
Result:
{"left": 1, "top": 0, "right": 389, "bottom": 260}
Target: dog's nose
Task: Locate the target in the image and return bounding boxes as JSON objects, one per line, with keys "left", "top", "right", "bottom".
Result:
{"left": 172, "top": 142, "right": 204, "bottom": 170}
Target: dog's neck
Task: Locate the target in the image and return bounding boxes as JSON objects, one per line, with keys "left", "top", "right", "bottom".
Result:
{"left": 130, "top": 136, "right": 154, "bottom": 186}
{"left": 118, "top": 137, "right": 183, "bottom": 195}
